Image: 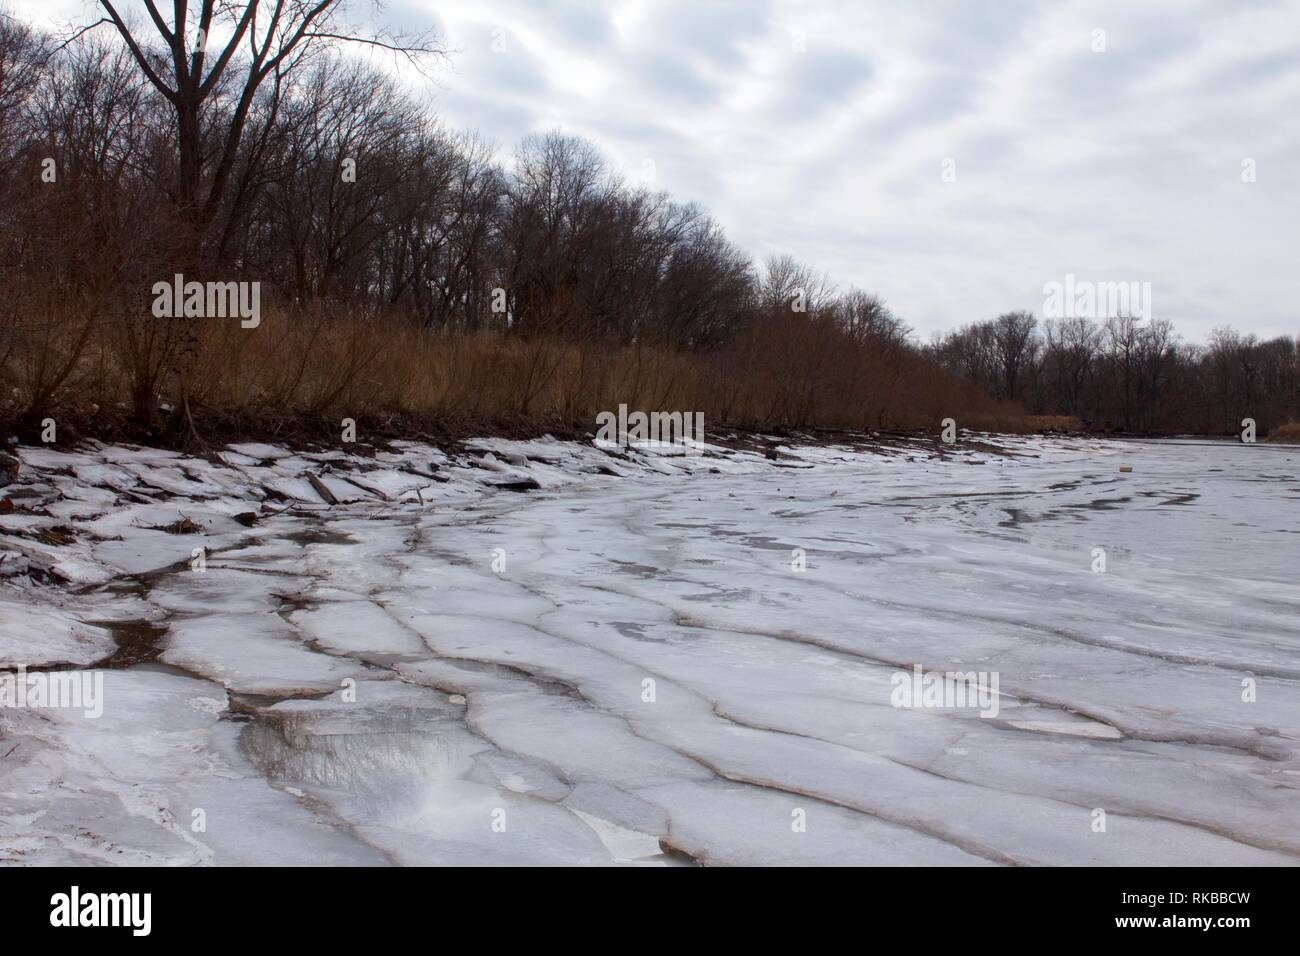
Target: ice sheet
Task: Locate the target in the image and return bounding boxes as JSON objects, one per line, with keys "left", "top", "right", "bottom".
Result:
{"left": 2, "top": 434, "right": 1297, "bottom": 865}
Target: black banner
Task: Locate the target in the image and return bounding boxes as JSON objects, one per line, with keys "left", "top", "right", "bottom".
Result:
{"left": 0, "top": 867, "right": 1283, "bottom": 942}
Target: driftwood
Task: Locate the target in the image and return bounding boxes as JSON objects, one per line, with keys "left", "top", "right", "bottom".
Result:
{"left": 399, "top": 463, "right": 449, "bottom": 483}
{"left": 339, "top": 475, "right": 391, "bottom": 501}
{"left": 306, "top": 472, "right": 339, "bottom": 505}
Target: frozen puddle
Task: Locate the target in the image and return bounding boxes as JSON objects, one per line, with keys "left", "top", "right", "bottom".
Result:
{"left": 2, "top": 434, "right": 1298, "bottom": 865}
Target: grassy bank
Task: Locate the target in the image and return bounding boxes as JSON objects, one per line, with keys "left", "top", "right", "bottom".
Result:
{"left": 1, "top": 305, "right": 1058, "bottom": 450}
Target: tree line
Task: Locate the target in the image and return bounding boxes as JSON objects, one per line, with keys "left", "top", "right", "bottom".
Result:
{"left": 930, "top": 313, "right": 1297, "bottom": 435}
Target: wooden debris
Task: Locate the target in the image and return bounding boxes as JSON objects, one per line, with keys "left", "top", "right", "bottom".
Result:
{"left": 306, "top": 472, "right": 339, "bottom": 505}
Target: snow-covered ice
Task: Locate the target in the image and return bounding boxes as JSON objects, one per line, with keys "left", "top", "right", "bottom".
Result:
{"left": 2, "top": 432, "right": 1297, "bottom": 865}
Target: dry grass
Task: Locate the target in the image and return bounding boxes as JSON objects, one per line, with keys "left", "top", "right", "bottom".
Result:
{"left": 1016, "top": 414, "right": 1085, "bottom": 433}
{"left": 1266, "top": 422, "right": 1300, "bottom": 443}
{"left": 0, "top": 304, "right": 1040, "bottom": 446}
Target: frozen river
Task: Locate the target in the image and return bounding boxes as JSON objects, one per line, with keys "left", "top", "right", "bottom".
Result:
{"left": 2, "top": 434, "right": 1297, "bottom": 865}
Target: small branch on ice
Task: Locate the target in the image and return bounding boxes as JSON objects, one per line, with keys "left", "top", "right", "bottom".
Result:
{"left": 306, "top": 472, "right": 339, "bottom": 506}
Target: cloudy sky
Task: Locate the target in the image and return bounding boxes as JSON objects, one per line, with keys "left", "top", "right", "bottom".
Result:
{"left": 17, "top": 0, "right": 1300, "bottom": 340}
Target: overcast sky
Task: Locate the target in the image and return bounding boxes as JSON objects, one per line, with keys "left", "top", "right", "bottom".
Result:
{"left": 17, "top": 0, "right": 1300, "bottom": 341}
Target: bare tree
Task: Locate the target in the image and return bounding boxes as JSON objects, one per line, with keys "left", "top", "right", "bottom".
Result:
{"left": 1135, "top": 318, "right": 1176, "bottom": 430}
{"left": 0, "top": 11, "right": 43, "bottom": 154}
{"left": 990, "top": 310, "right": 1038, "bottom": 401}
{"left": 1103, "top": 315, "right": 1143, "bottom": 430}
{"left": 835, "top": 288, "right": 911, "bottom": 346}
{"left": 758, "top": 254, "right": 835, "bottom": 317}
{"left": 93, "top": 0, "right": 442, "bottom": 244}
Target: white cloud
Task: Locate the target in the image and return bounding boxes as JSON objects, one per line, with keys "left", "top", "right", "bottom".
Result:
{"left": 414, "top": 0, "right": 1300, "bottom": 341}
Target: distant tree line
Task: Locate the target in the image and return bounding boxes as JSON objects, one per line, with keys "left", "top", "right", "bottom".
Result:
{"left": 930, "top": 313, "right": 1297, "bottom": 435}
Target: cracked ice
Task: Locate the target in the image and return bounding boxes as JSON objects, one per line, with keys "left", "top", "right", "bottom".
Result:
{"left": 1, "top": 433, "right": 1297, "bottom": 865}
